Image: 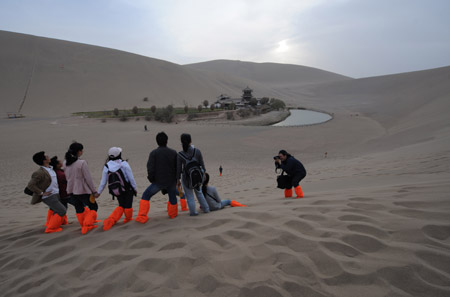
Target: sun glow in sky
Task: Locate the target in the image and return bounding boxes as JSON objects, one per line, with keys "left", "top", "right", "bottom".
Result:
{"left": 0, "top": 0, "right": 449, "bottom": 78}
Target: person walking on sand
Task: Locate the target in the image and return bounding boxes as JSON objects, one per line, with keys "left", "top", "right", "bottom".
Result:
{"left": 202, "top": 173, "right": 246, "bottom": 210}
{"left": 64, "top": 142, "right": 99, "bottom": 234}
{"left": 136, "top": 132, "right": 179, "bottom": 223}
{"left": 97, "top": 147, "right": 138, "bottom": 231}
{"left": 27, "top": 151, "right": 67, "bottom": 233}
{"left": 49, "top": 156, "right": 75, "bottom": 225}
{"left": 275, "top": 150, "right": 307, "bottom": 198}
{"left": 177, "top": 133, "right": 210, "bottom": 216}
{"left": 219, "top": 165, "right": 223, "bottom": 176}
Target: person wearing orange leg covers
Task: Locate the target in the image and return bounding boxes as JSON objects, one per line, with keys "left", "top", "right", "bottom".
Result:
{"left": 49, "top": 156, "right": 76, "bottom": 225}
{"left": 275, "top": 150, "right": 307, "bottom": 199}
{"left": 202, "top": 173, "right": 247, "bottom": 211}
{"left": 28, "top": 151, "right": 67, "bottom": 233}
{"left": 137, "top": 132, "right": 178, "bottom": 223}
{"left": 64, "top": 142, "right": 99, "bottom": 235}
{"left": 97, "top": 147, "right": 138, "bottom": 231}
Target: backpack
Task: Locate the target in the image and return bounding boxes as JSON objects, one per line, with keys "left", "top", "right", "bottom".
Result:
{"left": 179, "top": 148, "right": 204, "bottom": 190}
{"left": 105, "top": 163, "right": 130, "bottom": 199}
{"left": 276, "top": 170, "right": 292, "bottom": 189}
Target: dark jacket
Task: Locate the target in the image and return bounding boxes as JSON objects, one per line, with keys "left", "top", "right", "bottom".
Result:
{"left": 280, "top": 155, "right": 306, "bottom": 178}
{"left": 147, "top": 146, "right": 178, "bottom": 188}
{"left": 176, "top": 146, "right": 206, "bottom": 185}
{"left": 27, "top": 167, "right": 51, "bottom": 204}
{"left": 55, "top": 169, "right": 69, "bottom": 199}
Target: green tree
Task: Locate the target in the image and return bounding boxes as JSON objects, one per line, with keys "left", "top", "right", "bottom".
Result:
{"left": 167, "top": 104, "right": 174, "bottom": 114}
{"left": 198, "top": 105, "right": 203, "bottom": 112}
{"left": 249, "top": 98, "right": 257, "bottom": 107}
{"left": 203, "top": 100, "right": 209, "bottom": 108}
{"left": 132, "top": 106, "right": 139, "bottom": 114}
{"left": 150, "top": 105, "right": 156, "bottom": 113}
{"left": 113, "top": 108, "right": 119, "bottom": 116}
{"left": 210, "top": 104, "right": 215, "bottom": 111}
{"left": 184, "top": 105, "right": 189, "bottom": 113}
{"left": 260, "top": 97, "right": 269, "bottom": 105}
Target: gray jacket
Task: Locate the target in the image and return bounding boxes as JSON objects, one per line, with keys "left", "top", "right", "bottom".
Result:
{"left": 204, "top": 186, "right": 223, "bottom": 211}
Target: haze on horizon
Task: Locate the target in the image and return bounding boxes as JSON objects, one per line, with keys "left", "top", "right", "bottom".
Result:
{"left": 1, "top": 0, "right": 449, "bottom": 78}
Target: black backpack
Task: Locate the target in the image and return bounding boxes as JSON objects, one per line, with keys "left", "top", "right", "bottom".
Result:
{"left": 276, "top": 170, "right": 292, "bottom": 189}
{"left": 179, "top": 148, "right": 204, "bottom": 190}
{"left": 105, "top": 163, "right": 130, "bottom": 199}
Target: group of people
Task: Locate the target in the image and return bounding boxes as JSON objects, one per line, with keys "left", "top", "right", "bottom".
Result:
{"left": 27, "top": 132, "right": 248, "bottom": 234}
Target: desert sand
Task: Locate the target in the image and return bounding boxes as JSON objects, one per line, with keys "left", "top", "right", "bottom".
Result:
{"left": 0, "top": 31, "right": 449, "bottom": 297}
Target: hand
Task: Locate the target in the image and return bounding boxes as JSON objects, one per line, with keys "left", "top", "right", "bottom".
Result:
{"left": 43, "top": 191, "right": 52, "bottom": 196}
{"left": 177, "top": 180, "right": 181, "bottom": 188}
{"left": 276, "top": 159, "right": 281, "bottom": 165}
{"left": 93, "top": 192, "right": 100, "bottom": 198}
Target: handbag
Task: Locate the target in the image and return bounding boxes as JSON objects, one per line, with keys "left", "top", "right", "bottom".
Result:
{"left": 276, "top": 170, "right": 292, "bottom": 189}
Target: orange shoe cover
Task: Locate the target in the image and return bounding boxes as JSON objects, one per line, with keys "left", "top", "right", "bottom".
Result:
{"left": 294, "top": 185, "right": 304, "bottom": 198}
{"left": 180, "top": 198, "right": 188, "bottom": 211}
{"left": 284, "top": 188, "right": 293, "bottom": 198}
{"left": 168, "top": 203, "right": 178, "bottom": 219}
{"left": 82, "top": 210, "right": 98, "bottom": 235}
{"left": 230, "top": 200, "right": 247, "bottom": 207}
{"left": 45, "top": 209, "right": 54, "bottom": 226}
{"left": 62, "top": 214, "right": 68, "bottom": 225}
{"left": 135, "top": 200, "right": 150, "bottom": 224}
{"left": 123, "top": 208, "right": 133, "bottom": 223}
{"left": 76, "top": 209, "right": 88, "bottom": 226}
{"left": 45, "top": 213, "right": 63, "bottom": 233}
{"left": 103, "top": 207, "right": 124, "bottom": 231}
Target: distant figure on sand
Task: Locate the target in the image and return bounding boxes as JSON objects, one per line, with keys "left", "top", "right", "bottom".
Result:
{"left": 64, "top": 142, "right": 99, "bottom": 234}
{"left": 97, "top": 147, "right": 137, "bottom": 231}
{"left": 136, "top": 132, "right": 179, "bottom": 223}
{"left": 275, "top": 150, "right": 307, "bottom": 198}
{"left": 49, "top": 156, "right": 75, "bottom": 224}
{"left": 144, "top": 125, "right": 147, "bottom": 131}
{"left": 27, "top": 151, "right": 67, "bottom": 233}
{"left": 202, "top": 173, "right": 246, "bottom": 210}
{"left": 219, "top": 165, "right": 223, "bottom": 176}
{"left": 177, "top": 133, "right": 210, "bottom": 216}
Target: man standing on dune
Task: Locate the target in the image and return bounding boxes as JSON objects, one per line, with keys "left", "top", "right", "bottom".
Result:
{"left": 135, "top": 132, "right": 179, "bottom": 223}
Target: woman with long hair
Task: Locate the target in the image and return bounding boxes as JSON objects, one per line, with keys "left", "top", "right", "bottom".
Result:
{"left": 176, "top": 133, "right": 210, "bottom": 216}
{"left": 97, "top": 147, "right": 137, "bottom": 231}
{"left": 64, "top": 142, "right": 99, "bottom": 234}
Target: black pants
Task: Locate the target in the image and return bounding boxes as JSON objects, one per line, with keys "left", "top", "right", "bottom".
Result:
{"left": 71, "top": 194, "right": 98, "bottom": 213}
{"left": 60, "top": 196, "right": 76, "bottom": 209}
{"left": 287, "top": 173, "right": 306, "bottom": 188}
{"left": 116, "top": 190, "right": 134, "bottom": 209}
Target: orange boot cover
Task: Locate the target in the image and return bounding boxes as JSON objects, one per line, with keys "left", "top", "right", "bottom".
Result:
{"left": 76, "top": 209, "right": 88, "bottom": 227}
{"left": 45, "top": 209, "right": 54, "bottom": 226}
{"left": 168, "top": 203, "right": 178, "bottom": 219}
{"left": 230, "top": 200, "right": 247, "bottom": 207}
{"left": 180, "top": 198, "right": 188, "bottom": 211}
{"left": 45, "top": 213, "right": 63, "bottom": 233}
{"left": 295, "top": 185, "right": 304, "bottom": 198}
{"left": 103, "top": 207, "right": 124, "bottom": 231}
{"left": 62, "top": 214, "right": 68, "bottom": 225}
{"left": 135, "top": 200, "right": 150, "bottom": 224}
{"left": 284, "top": 188, "right": 293, "bottom": 198}
{"left": 82, "top": 210, "right": 98, "bottom": 235}
{"left": 123, "top": 208, "right": 133, "bottom": 223}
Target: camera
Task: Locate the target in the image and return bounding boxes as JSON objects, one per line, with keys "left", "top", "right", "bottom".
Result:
{"left": 273, "top": 156, "right": 280, "bottom": 160}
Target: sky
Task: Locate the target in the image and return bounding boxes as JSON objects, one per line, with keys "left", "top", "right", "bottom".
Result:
{"left": 1, "top": 0, "right": 449, "bottom": 78}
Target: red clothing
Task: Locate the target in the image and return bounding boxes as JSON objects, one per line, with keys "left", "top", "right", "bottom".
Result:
{"left": 55, "top": 169, "right": 69, "bottom": 198}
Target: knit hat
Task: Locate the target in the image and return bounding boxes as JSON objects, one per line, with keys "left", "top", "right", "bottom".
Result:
{"left": 108, "top": 147, "right": 122, "bottom": 158}
{"left": 33, "top": 151, "right": 46, "bottom": 165}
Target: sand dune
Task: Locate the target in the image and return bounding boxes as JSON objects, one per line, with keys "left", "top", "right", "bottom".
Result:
{"left": 1, "top": 31, "right": 450, "bottom": 297}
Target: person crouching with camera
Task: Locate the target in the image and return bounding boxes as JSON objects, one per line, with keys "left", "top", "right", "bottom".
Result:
{"left": 275, "top": 150, "right": 307, "bottom": 198}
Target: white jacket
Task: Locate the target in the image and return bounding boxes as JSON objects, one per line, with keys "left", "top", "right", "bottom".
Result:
{"left": 97, "top": 160, "right": 137, "bottom": 195}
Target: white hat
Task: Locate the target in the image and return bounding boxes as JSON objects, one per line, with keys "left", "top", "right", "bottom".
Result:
{"left": 108, "top": 147, "right": 122, "bottom": 158}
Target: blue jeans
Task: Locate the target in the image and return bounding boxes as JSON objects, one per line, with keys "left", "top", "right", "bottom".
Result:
{"left": 182, "top": 180, "right": 210, "bottom": 216}
{"left": 142, "top": 183, "right": 177, "bottom": 205}
{"left": 221, "top": 200, "right": 231, "bottom": 208}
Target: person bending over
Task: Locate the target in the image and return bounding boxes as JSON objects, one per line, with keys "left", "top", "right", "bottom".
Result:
{"left": 275, "top": 150, "right": 307, "bottom": 198}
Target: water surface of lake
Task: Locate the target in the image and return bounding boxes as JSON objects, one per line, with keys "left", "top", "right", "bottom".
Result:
{"left": 273, "top": 109, "right": 332, "bottom": 127}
